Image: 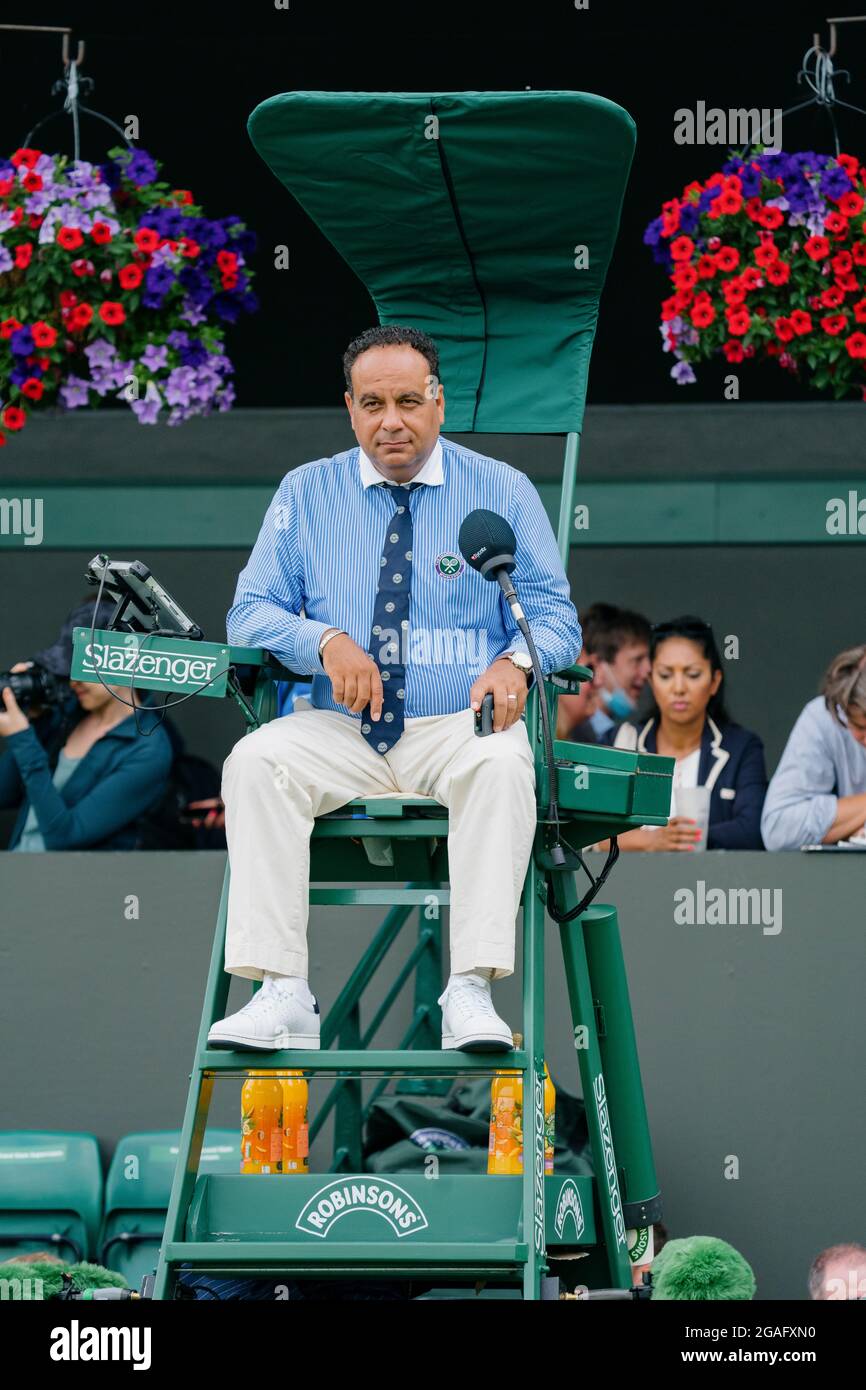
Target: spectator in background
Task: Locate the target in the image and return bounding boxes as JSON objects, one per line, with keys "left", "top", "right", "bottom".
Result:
{"left": 600, "top": 615, "right": 767, "bottom": 851}
{"left": 808, "top": 1243, "right": 866, "bottom": 1299}
{"left": 761, "top": 645, "right": 866, "bottom": 851}
{"left": 559, "top": 603, "right": 651, "bottom": 744}
{"left": 555, "top": 644, "right": 601, "bottom": 741}
{"left": 0, "top": 599, "right": 173, "bottom": 851}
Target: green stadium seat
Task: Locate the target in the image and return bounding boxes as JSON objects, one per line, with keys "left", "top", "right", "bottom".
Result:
{"left": 99, "top": 1130, "right": 238, "bottom": 1287}
{"left": 0, "top": 1131, "right": 102, "bottom": 1264}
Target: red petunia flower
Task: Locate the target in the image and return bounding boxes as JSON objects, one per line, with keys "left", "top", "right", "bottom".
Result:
{"left": 765, "top": 259, "right": 791, "bottom": 287}
{"left": 71, "top": 258, "right": 95, "bottom": 279}
{"left": 0, "top": 317, "right": 22, "bottom": 338}
{"left": 672, "top": 263, "right": 698, "bottom": 290}
{"left": 22, "top": 171, "right": 43, "bottom": 193}
{"left": 2, "top": 405, "right": 26, "bottom": 430}
{"left": 722, "top": 279, "right": 747, "bottom": 306}
{"left": 661, "top": 198, "right": 681, "bottom": 236}
{"left": 722, "top": 340, "right": 745, "bottom": 363}
{"left": 825, "top": 211, "right": 849, "bottom": 238}
{"left": 134, "top": 227, "right": 161, "bottom": 253}
{"left": 714, "top": 189, "right": 743, "bottom": 216}
{"left": 691, "top": 301, "right": 715, "bottom": 328}
{"left": 821, "top": 286, "right": 845, "bottom": 309}
{"left": 837, "top": 153, "right": 860, "bottom": 180}
{"left": 9, "top": 207, "right": 23, "bottom": 227}
{"left": 28, "top": 214, "right": 43, "bottom": 230}
{"left": 714, "top": 246, "right": 740, "bottom": 272}
{"left": 118, "top": 264, "right": 143, "bottom": 290}
{"left": 853, "top": 299, "right": 866, "bottom": 324}
{"left": 221, "top": 274, "right": 238, "bottom": 290}
{"left": 98, "top": 301, "right": 126, "bottom": 326}
{"left": 172, "top": 189, "right": 194, "bottom": 205}
{"left": 696, "top": 254, "right": 717, "bottom": 279}
{"left": 754, "top": 244, "right": 779, "bottom": 268}
{"left": 804, "top": 235, "right": 831, "bottom": 261}
{"left": 757, "top": 205, "right": 784, "bottom": 230}
{"left": 774, "top": 317, "right": 795, "bottom": 343}
{"left": 744, "top": 196, "right": 763, "bottom": 221}
{"left": 216, "top": 250, "right": 238, "bottom": 272}
{"left": 852, "top": 241, "right": 866, "bottom": 267}
{"left": 14, "top": 243, "right": 32, "bottom": 269}
{"left": 821, "top": 314, "right": 848, "bottom": 335}
{"left": 179, "top": 237, "right": 200, "bottom": 259}
{"left": 20, "top": 377, "right": 44, "bottom": 401}
{"left": 845, "top": 331, "right": 866, "bottom": 358}
{"left": 10, "top": 148, "right": 41, "bottom": 169}
{"left": 57, "top": 226, "right": 85, "bottom": 251}
{"left": 836, "top": 272, "right": 859, "bottom": 293}
{"left": 661, "top": 295, "right": 679, "bottom": 322}
{"left": 727, "top": 308, "right": 751, "bottom": 336}
{"left": 0, "top": 177, "right": 13, "bottom": 196}
{"left": 669, "top": 236, "right": 695, "bottom": 262}
{"left": 68, "top": 303, "right": 94, "bottom": 330}
{"left": 839, "top": 191, "right": 864, "bottom": 218}
{"left": 90, "top": 222, "right": 113, "bottom": 244}
{"left": 832, "top": 251, "right": 854, "bottom": 275}
{"left": 673, "top": 289, "right": 694, "bottom": 310}
{"left": 31, "top": 321, "right": 58, "bottom": 348}
{"left": 790, "top": 310, "right": 813, "bottom": 335}
{"left": 740, "top": 266, "right": 763, "bottom": 290}
{"left": 59, "top": 290, "right": 78, "bottom": 309}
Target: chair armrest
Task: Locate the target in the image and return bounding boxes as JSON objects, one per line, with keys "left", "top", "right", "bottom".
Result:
{"left": 545, "top": 663, "right": 594, "bottom": 693}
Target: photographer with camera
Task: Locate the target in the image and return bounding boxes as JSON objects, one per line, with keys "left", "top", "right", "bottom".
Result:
{"left": 0, "top": 599, "right": 173, "bottom": 852}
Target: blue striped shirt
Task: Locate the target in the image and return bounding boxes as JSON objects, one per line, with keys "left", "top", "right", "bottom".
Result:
{"left": 226, "top": 436, "right": 582, "bottom": 719}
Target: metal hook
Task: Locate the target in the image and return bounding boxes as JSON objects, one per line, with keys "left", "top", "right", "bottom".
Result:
{"left": 61, "top": 31, "right": 84, "bottom": 69}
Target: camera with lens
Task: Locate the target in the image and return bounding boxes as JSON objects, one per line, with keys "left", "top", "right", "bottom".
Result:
{"left": 0, "top": 663, "right": 65, "bottom": 713}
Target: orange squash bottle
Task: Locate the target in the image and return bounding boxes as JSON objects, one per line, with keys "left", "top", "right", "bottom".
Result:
{"left": 487, "top": 1034, "right": 556, "bottom": 1175}
{"left": 278, "top": 1070, "right": 310, "bottom": 1174}
{"left": 240, "top": 1071, "right": 283, "bottom": 1174}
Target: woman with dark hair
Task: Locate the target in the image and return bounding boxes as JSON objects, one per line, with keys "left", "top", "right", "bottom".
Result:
{"left": 598, "top": 615, "right": 767, "bottom": 851}
{"left": 761, "top": 645, "right": 866, "bottom": 851}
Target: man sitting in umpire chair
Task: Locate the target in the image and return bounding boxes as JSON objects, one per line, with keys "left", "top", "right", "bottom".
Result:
{"left": 208, "top": 325, "right": 582, "bottom": 1055}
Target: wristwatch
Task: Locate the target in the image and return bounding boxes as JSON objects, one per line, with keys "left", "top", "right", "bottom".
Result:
{"left": 503, "top": 650, "right": 533, "bottom": 679}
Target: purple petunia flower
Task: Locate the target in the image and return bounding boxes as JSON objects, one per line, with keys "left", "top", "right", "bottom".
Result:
{"left": 129, "top": 382, "right": 162, "bottom": 423}
{"left": 0, "top": 245, "right": 12, "bottom": 274}
{"left": 179, "top": 299, "right": 207, "bottom": 326}
{"left": 140, "top": 343, "right": 169, "bottom": 372}
{"left": 671, "top": 360, "right": 697, "bottom": 385}
{"left": 166, "top": 330, "right": 190, "bottom": 350}
{"left": 145, "top": 265, "right": 175, "bottom": 296}
{"left": 59, "top": 376, "right": 91, "bottom": 409}
{"left": 124, "top": 150, "right": 159, "bottom": 187}
{"left": 10, "top": 327, "right": 34, "bottom": 357}
{"left": 84, "top": 339, "right": 117, "bottom": 370}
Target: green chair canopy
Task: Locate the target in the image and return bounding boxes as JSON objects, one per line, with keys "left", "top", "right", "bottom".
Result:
{"left": 248, "top": 90, "right": 635, "bottom": 434}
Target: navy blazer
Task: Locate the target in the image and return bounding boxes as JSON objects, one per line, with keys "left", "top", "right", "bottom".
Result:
{"left": 0, "top": 689, "right": 173, "bottom": 851}
{"left": 601, "top": 714, "right": 768, "bottom": 850}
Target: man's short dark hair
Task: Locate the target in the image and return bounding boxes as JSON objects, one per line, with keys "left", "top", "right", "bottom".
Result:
{"left": 580, "top": 603, "right": 651, "bottom": 663}
{"left": 343, "top": 325, "right": 441, "bottom": 395}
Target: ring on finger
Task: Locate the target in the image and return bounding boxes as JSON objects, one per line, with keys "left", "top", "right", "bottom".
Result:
{"left": 507, "top": 693, "right": 517, "bottom": 701}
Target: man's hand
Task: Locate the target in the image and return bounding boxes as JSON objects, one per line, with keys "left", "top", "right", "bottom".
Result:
{"left": 0, "top": 684, "right": 30, "bottom": 737}
{"left": 322, "top": 633, "right": 384, "bottom": 718}
{"left": 470, "top": 656, "right": 528, "bottom": 732}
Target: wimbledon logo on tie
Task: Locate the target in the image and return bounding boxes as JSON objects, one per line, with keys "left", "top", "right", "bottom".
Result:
{"left": 70, "top": 628, "right": 230, "bottom": 699}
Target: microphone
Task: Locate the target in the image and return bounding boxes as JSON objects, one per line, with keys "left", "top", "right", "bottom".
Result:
{"left": 459, "top": 508, "right": 565, "bottom": 865}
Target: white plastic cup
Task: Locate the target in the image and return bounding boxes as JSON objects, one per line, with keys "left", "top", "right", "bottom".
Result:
{"left": 674, "top": 785, "right": 710, "bottom": 851}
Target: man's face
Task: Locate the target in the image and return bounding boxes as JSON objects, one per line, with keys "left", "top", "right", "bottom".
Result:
{"left": 609, "top": 641, "right": 651, "bottom": 702}
{"left": 344, "top": 345, "right": 445, "bottom": 482}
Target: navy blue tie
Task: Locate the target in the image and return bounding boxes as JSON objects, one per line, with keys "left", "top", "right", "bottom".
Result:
{"left": 360, "top": 483, "right": 420, "bottom": 754}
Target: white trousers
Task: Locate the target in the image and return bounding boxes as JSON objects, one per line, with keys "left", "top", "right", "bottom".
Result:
{"left": 221, "top": 703, "right": 536, "bottom": 984}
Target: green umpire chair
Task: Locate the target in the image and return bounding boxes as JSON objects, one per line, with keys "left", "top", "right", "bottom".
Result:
{"left": 74, "top": 89, "right": 673, "bottom": 1300}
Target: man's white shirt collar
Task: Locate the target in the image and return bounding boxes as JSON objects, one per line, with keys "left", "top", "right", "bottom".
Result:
{"left": 358, "top": 437, "right": 444, "bottom": 488}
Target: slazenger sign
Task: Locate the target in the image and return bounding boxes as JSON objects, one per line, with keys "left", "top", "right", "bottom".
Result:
{"left": 594, "top": 1073, "right": 627, "bottom": 1248}
{"left": 295, "top": 1179, "right": 429, "bottom": 1238}
{"left": 71, "top": 628, "right": 229, "bottom": 698}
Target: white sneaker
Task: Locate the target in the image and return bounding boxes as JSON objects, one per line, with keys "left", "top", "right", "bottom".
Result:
{"left": 438, "top": 974, "right": 514, "bottom": 1052}
{"left": 208, "top": 976, "right": 321, "bottom": 1051}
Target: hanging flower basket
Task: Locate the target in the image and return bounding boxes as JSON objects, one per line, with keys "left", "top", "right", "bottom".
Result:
{"left": 645, "top": 150, "right": 866, "bottom": 399}
{"left": 0, "top": 145, "right": 259, "bottom": 446}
